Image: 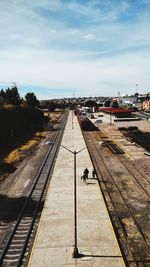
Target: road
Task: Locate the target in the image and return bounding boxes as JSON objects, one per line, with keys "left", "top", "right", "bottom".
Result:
{"left": 133, "top": 111, "right": 150, "bottom": 120}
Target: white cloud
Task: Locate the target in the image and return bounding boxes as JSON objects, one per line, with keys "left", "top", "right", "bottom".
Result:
{"left": 0, "top": 47, "right": 149, "bottom": 98}
{"left": 0, "top": 0, "right": 150, "bottom": 98}
{"left": 84, "top": 34, "right": 96, "bottom": 40}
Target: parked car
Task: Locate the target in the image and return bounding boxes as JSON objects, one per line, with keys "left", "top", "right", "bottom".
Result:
{"left": 128, "top": 107, "right": 139, "bottom": 112}
{"left": 95, "top": 119, "right": 102, "bottom": 123}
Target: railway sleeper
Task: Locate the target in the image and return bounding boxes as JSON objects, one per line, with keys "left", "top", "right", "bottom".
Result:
{"left": 3, "top": 259, "right": 19, "bottom": 264}
{"left": 16, "top": 227, "right": 29, "bottom": 232}
{"left": 7, "top": 249, "right": 23, "bottom": 253}
{"left": 14, "top": 233, "right": 28, "bottom": 238}
{"left": 9, "top": 244, "right": 23, "bottom": 248}
{"left": 5, "top": 254, "right": 22, "bottom": 259}
{"left": 32, "top": 193, "right": 42, "bottom": 197}
{"left": 9, "top": 246, "right": 29, "bottom": 252}
{"left": 22, "top": 216, "right": 31, "bottom": 222}
{"left": 11, "top": 238, "right": 27, "bottom": 243}
{"left": 21, "top": 218, "right": 35, "bottom": 222}
{"left": 105, "top": 141, "right": 125, "bottom": 154}
{"left": 20, "top": 221, "right": 32, "bottom": 225}
{"left": 19, "top": 225, "right": 32, "bottom": 229}
{"left": 5, "top": 251, "right": 29, "bottom": 258}
{"left": 13, "top": 233, "right": 33, "bottom": 239}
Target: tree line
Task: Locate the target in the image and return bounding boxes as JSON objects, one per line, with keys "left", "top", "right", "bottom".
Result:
{"left": 0, "top": 87, "right": 44, "bottom": 148}
{"left": 0, "top": 86, "right": 39, "bottom": 108}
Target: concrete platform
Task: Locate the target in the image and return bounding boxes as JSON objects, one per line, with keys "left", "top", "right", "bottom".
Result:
{"left": 28, "top": 111, "right": 125, "bottom": 267}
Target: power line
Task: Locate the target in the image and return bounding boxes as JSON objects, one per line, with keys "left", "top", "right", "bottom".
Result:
{"left": 0, "top": 82, "right": 31, "bottom": 91}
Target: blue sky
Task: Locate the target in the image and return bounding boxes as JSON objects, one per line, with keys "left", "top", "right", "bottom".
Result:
{"left": 0, "top": 0, "right": 150, "bottom": 99}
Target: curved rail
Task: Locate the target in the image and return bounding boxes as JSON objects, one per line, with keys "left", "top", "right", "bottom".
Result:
{"left": 0, "top": 111, "right": 69, "bottom": 267}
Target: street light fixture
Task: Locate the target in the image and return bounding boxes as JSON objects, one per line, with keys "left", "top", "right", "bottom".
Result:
{"left": 47, "top": 139, "right": 104, "bottom": 257}
{"left": 60, "top": 144, "right": 87, "bottom": 258}
{"left": 72, "top": 110, "right": 74, "bottom": 129}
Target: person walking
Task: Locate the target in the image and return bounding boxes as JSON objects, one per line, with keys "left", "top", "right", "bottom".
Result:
{"left": 81, "top": 168, "right": 89, "bottom": 181}
{"left": 83, "top": 168, "right": 89, "bottom": 181}
{"left": 92, "top": 169, "right": 96, "bottom": 178}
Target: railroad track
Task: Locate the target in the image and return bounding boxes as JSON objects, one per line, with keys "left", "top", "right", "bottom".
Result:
{"left": 104, "top": 140, "right": 125, "bottom": 154}
{"left": 83, "top": 131, "right": 150, "bottom": 267}
{"left": 118, "top": 155, "right": 150, "bottom": 199}
{"left": 0, "top": 111, "right": 69, "bottom": 267}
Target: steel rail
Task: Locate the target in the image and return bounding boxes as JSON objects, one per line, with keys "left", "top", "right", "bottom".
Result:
{"left": 118, "top": 154, "right": 150, "bottom": 198}
{"left": 97, "top": 148, "right": 148, "bottom": 265}
{"left": 82, "top": 132, "right": 148, "bottom": 267}
{"left": 81, "top": 131, "right": 131, "bottom": 266}
{"left": 94, "top": 144, "right": 149, "bottom": 266}
{"left": 86, "top": 141, "right": 134, "bottom": 267}
{"left": 79, "top": 115, "right": 150, "bottom": 266}
{"left": 0, "top": 111, "right": 69, "bottom": 267}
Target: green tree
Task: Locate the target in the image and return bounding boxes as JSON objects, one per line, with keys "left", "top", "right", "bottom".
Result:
{"left": 111, "top": 101, "right": 119, "bottom": 108}
{"left": 85, "top": 100, "right": 97, "bottom": 107}
{"left": 0, "top": 89, "right": 5, "bottom": 98}
{"left": 134, "top": 93, "right": 139, "bottom": 98}
{"left": 48, "top": 101, "right": 57, "bottom": 112}
{"left": 25, "top": 92, "right": 39, "bottom": 108}
{"left": 104, "top": 100, "right": 111, "bottom": 107}
{"left": 0, "top": 86, "right": 21, "bottom": 105}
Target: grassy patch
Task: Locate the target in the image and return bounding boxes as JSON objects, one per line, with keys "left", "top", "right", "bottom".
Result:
{"left": 50, "top": 111, "right": 63, "bottom": 122}
{"left": 4, "top": 140, "right": 37, "bottom": 165}
{"left": 4, "top": 132, "right": 47, "bottom": 166}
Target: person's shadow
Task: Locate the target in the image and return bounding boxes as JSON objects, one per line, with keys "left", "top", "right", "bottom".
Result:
{"left": 86, "top": 178, "right": 97, "bottom": 184}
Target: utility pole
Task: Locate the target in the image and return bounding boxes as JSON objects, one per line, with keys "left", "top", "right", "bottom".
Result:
{"left": 136, "top": 83, "right": 138, "bottom": 94}
{"left": 11, "top": 82, "right": 17, "bottom": 88}
{"left": 135, "top": 84, "right": 139, "bottom": 105}
{"left": 72, "top": 91, "right": 74, "bottom": 129}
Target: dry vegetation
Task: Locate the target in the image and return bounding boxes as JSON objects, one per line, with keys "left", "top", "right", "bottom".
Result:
{"left": 44, "top": 111, "right": 64, "bottom": 122}
{"left": 4, "top": 132, "right": 47, "bottom": 165}
{"left": 51, "top": 112, "right": 63, "bottom": 122}
{"left": 0, "top": 111, "right": 64, "bottom": 183}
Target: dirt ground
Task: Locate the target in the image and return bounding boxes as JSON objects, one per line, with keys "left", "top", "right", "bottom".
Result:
{"left": 0, "top": 111, "right": 64, "bottom": 253}
{"left": 84, "top": 113, "right": 150, "bottom": 264}
{"left": 97, "top": 114, "right": 150, "bottom": 176}
{"left": 0, "top": 111, "right": 63, "bottom": 198}
{"left": 0, "top": 131, "right": 54, "bottom": 198}
{"left": 0, "top": 128, "right": 55, "bottom": 249}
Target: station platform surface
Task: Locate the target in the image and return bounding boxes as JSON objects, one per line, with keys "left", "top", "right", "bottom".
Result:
{"left": 28, "top": 111, "right": 125, "bottom": 267}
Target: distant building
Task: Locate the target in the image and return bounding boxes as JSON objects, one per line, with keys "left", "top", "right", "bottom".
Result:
{"left": 119, "top": 96, "right": 137, "bottom": 107}
{"left": 142, "top": 100, "right": 150, "bottom": 111}
{"left": 138, "top": 93, "right": 150, "bottom": 111}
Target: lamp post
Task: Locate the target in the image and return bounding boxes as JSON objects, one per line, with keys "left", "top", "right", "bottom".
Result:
{"left": 136, "top": 83, "right": 138, "bottom": 94}
{"left": 110, "top": 111, "right": 112, "bottom": 125}
{"left": 135, "top": 83, "right": 139, "bottom": 106}
{"left": 72, "top": 109, "right": 74, "bottom": 129}
{"left": 60, "top": 144, "right": 87, "bottom": 258}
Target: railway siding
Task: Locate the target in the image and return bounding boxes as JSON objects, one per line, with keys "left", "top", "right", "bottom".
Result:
{"left": 83, "top": 121, "right": 150, "bottom": 266}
